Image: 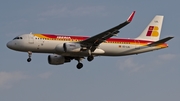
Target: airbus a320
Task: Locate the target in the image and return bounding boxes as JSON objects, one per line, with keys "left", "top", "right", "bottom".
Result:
{"left": 7, "top": 11, "right": 173, "bottom": 69}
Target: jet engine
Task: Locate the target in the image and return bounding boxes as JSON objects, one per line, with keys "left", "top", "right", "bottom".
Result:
{"left": 63, "top": 42, "right": 81, "bottom": 52}
{"left": 56, "top": 42, "right": 81, "bottom": 53}
{"left": 48, "top": 54, "right": 70, "bottom": 65}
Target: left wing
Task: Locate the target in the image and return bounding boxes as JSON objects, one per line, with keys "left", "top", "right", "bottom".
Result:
{"left": 80, "top": 11, "right": 136, "bottom": 51}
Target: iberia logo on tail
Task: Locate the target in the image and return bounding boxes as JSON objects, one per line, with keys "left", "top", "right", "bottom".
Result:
{"left": 146, "top": 26, "right": 159, "bottom": 37}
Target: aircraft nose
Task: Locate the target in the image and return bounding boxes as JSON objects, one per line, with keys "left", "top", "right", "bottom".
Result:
{"left": 6, "top": 41, "right": 13, "bottom": 49}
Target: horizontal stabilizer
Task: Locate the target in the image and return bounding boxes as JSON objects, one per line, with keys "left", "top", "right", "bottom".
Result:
{"left": 147, "top": 37, "right": 174, "bottom": 46}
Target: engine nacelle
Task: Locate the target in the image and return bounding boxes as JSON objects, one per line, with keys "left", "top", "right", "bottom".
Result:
{"left": 55, "top": 42, "right": 82, "bottom": 53}
{"left": 64, "top": 42, "right": 81, "bottom": 52}
{"left": 48, "top": 55, "right": 66, "bottom": 65}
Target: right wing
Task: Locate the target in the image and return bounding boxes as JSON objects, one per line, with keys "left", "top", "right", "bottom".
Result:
{"left": 80, "top": 11, "right": 136, "bottom": 51}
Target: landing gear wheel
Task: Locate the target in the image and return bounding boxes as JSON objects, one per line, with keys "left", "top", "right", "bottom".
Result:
{"left": 87, "top": 56, "right": 94, "bottom": 62}
{"left": 77, "top": 63, "right": 83, "bottom": 69}
{"left": 27, "top": 51, "right": 32, "bottom": 62}
{"left": 27, "top": 58, "right": 31, "bottom": 62}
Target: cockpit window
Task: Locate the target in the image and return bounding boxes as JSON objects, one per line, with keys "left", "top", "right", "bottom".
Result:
{"left": 13, "top": 37, "right": 23, "bottom": 40}
{"left": 13, "top": 37, "right": 18, "bottom": 40}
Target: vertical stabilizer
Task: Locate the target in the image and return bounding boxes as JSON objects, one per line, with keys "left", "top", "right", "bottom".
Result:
{"left": 136, "top": 15, "right": 164, "bottom": 41}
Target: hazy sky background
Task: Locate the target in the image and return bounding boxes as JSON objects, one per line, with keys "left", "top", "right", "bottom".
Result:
{"left": 0, "top": 0, "right": 180, "bottom": 101}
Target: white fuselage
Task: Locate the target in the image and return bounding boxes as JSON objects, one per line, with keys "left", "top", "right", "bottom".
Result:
{"left": 7, "top": 34, "right": 167, "bottom": 57}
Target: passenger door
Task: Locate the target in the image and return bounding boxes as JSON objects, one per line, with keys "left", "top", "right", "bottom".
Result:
{"left": 28, "top": 34, "right": 34, "bottom": 44}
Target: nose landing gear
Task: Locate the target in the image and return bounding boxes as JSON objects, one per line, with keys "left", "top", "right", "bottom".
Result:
{"left": 27, "top": 51, "right": 32, "bottom": 62}
{"left": 27, "top": 58, "right": 31, "bottom": 62}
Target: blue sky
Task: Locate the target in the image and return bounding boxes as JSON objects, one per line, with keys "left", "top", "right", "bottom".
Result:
{"left": 0, "top": 0, "right": 180, "bottom": 101}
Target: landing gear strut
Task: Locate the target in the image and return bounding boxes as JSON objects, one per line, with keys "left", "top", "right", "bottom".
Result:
{"left": 27, "top": 51, "right": 32, "bottom": 62}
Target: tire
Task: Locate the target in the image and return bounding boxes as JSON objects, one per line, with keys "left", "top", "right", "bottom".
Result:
{"left": 27, "top": 58, "right": 31, "bottom": 62}
{"left": 77, "top": 63, "right": 83, "bottom": 69}
{"left": 87, "top": 56, "right": 94, "bottom": 62}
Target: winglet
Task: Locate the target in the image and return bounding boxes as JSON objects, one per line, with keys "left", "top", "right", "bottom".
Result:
{"left": 127, "top": 11, "right": 136, "bottom": 22}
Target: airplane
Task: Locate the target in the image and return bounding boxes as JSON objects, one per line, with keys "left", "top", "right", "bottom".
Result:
{"left": 7, "top": 11, "right": 173, "bottom": 69}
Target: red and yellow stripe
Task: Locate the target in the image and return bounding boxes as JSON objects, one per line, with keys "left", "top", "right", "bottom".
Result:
{"left": 33, "top": 33, "right": 168, "bottom": 48}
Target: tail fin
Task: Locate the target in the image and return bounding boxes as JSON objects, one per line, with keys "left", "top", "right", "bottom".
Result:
{"left": 136, "top": 15, "right": 164, "bottom": 41}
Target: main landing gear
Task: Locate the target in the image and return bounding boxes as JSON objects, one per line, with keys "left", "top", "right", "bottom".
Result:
{"left": 77, "top": 63, "right": 83, "bottom": 69}
{"left": 27, "top": 51, "right": 32, "bottom": 62}
{"left": 75, "top": 56, "right": 94, "bottom": 69}
{"left": 75, "top": 58, "right": 84, "bottom": 69}
{"left": 87, "top": 56, "right": 94, "bottom": 62}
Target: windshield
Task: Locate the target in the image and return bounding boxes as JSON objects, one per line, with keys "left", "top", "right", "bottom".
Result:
{"left": 13, "top": 37, "right": 23, "bottom": 40}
